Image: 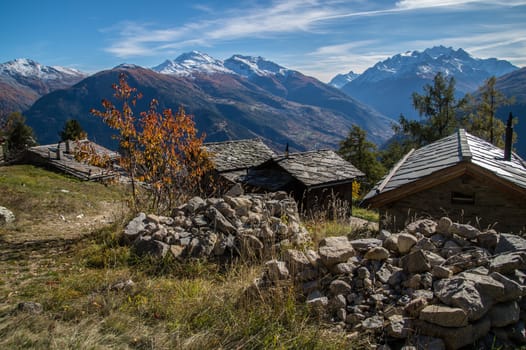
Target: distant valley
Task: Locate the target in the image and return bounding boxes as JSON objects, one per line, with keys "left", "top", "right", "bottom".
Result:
{"left": 0, "top": 46, "right": 524, "bottom": 156}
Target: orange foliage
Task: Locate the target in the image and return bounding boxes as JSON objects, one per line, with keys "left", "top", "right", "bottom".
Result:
{"left": 88, "top": 73, "right": 212, "bottom": 212}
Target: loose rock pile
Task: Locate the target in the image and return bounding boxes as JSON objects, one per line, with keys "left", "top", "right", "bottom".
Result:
{"left": 123, "top": 191, "right": 310, "bottom": 260}
{"left": 256, "top": 218, "right": 526, "bottom": 350}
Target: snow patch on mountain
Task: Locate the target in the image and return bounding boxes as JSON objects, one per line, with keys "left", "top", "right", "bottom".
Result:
{"left": 0, "top": 58, "right": 85, "bottom": 80}
{"left": 223, "top": 55, "right": 289, "bottom": 78}
{"left": 339, "top": 45, "right": 518, "bottom": 84}
{"left": 152, "top": 51, "right": 232, "bottom": 76}
{"left": 152, "top": 51, "right": 294, "bottom": 79}
{"left": 328, "top": 71, "right": 360, "bottom": 88}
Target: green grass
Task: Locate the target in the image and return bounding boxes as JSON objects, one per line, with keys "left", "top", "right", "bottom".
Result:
{"left": 0, "top": 165, "right": 368, "bottom": 349}
{"left": 352, "top": 206, "right": 379, "bottom": 222}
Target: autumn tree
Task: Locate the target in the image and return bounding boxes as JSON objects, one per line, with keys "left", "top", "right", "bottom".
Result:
{"left": 88, "top": 73, "right": 212, "bottom": 212}
{"left": 60, "top": 119, "right": 87, "bottom": 141}
{"left": 338, "top": 124, "right": 385, "bottom": 192}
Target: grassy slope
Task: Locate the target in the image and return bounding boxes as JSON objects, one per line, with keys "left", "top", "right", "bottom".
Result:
{"left": 0, "top": 165, "right": 370, "bottom": 350}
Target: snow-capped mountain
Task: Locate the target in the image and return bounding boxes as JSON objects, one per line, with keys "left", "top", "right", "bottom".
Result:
{"left": 223, "top": 54, "right": 289, "bottom": 78}
{"left": 152, "top": 51, "right": 294, "bottom": 79}
{"left": 0, "top": 58, "right": 87, "bottom": 115}
{"left": 151, "top": 51, "right": 231, "bottom": 76}
{"left": 335, "top": 46, "right": 518, "bottom": 120}
{"left": 329, "top": 71, "right": 360, "bottom": 88}
{"left": 0, "top": 58, "right": 85, "bottom": 81}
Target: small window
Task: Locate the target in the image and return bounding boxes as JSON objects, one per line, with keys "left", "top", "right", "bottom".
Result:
{"left": 451, "top": 192, "right": 475, "bottom": 205}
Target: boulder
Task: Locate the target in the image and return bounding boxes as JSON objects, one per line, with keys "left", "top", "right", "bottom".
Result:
{"left": 0, "top": 206, "right": 15, "bottom": 224}
{"left": 496, "top": 233, "right": 526, "bottom": 253}
{"left": 318, "top": 236, "right": 355, "bottom": 267}
{"left": 489, "top": 251, "right": 526, "bottom": 274}
{"left": 419, "top": 304, "right": 469, "bottom": 327}
{"left": 265, "top": 260, "right": 289, "bottom": 281}
{"left": 133, "top": 236, "right": 169, "bottom": 258}
{"left": 364, "top": 246, "right": 390, "bottom": 261}
{"left": 397, "top": 233, "right": 418, "bottom": 254}
{"left": 401, "top": 250, "right": 431, "bottom": 273}
{"left": 329, "top": 279, "right": 352, "bottom": 296}
{"left": 123, "top": 212, "right": 146, "bottom": 242}
{"left": 434, "top": 277, "right": 490, "bottom": 321}
{"left": 406, "top": 219, "right": 437, "bottom": 237}
{"left": 206, "top": 207, "right": 236, "bottom": 234}
{"left": 449, "top": 223, "right": 480, "bottom": 239}
{"left": 489, "top": 301, "right": 520, "bottom": 328}
{"left": 436, "top": 217, "right": 452, "bottom": 235}
{"left": 350, "top": 238, "right": 383, "bottom": 253}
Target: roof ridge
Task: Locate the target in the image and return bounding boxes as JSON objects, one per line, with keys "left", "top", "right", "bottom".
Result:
{"left": 376, "top": 148, "right": 415, "bottom": 193}
{"left": 204, "top": 138, "right": 262, "bottom": 146}
{"left": 458, "top": 128, "right": 472, "bottom": 161}
{"left": 275, "top": 149, "right": 333, "bottom": 158}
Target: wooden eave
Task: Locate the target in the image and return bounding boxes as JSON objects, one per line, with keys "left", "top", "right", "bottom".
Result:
{"left": 365, "top": 161, "right": 526, "bottom": 208}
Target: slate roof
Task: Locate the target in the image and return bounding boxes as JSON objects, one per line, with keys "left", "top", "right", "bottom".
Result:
{"left": 204, "top": 139, "right": 276, "bottom": 173}
{"left": 27, "top": 140, "right": 119, "bottom": 181}
{"left": 246, "top": 149, "right": 365, "bottom": 189}
{"left": 363, "top": 129, "right": 526, "bottom": 202}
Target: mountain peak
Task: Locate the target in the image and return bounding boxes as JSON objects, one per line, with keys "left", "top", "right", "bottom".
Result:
{"left": 152, "top": 51, "right": 230, "bottom": 76}
{"left": 224, "top": 54, "right": 289, "bottom": 78}
{"left": 329, "top": 71, "right": 360, "bottom": 88}
{"left": 1, "top": 58, "right": 85, "bottom": 79}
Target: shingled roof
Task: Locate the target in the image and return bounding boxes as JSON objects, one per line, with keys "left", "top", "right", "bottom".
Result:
{"left": 363, "top": 129, "right": 526, "bottom": 204}
{"left": 245, "top": 149, "right": 365, "bottom": 190}
{"left": 204, "top": 139, "right": 276, "bottom": 173}
{"left": 26, "top": 140, "right": 119, "bottom": 181}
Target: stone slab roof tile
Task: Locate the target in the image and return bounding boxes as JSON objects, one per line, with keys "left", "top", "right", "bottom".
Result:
{"left": 364, "top": 129, "right": 526, "bottom": 202}
{"left": 204, "top": 139, "right": 276, "bottom": 172}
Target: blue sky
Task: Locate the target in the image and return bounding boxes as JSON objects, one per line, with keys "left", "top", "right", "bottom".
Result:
{"left": 1, "top": 0, "right": 525, "bottom": 82}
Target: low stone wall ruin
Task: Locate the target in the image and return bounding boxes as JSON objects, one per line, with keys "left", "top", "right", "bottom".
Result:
{"left": 123, "top": 192, "right": 310, "bottom": 261}
{"left": 256, "top": 218, "right": 526, "bottom": 349}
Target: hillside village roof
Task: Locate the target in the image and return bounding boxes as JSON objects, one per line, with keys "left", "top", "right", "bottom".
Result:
{"left": 26, "top": 140, "right": 119, "bottom": 181}
{"left": 363, "top": 129, "right": 526, "bottom": 204}
{"left": 245, "top": 149, "right": 365, "bottom": 190}
{"left": 204, "top": 138, "right": 276, "bottom": 182}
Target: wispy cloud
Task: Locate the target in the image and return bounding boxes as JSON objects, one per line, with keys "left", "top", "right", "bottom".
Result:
{"left": 102, "top": 0, "right": 526, "bottom": 80}
{"left": 104, "top": 0, "right": 340, "bottom": 57}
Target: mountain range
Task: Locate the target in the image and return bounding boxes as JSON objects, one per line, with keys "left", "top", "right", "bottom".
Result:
{"left": 21, "top": 52, "right": 393, "bottom": 152}
{"left": 0, "top": 58, "right": 86, "bottom": 115}
{"left": 333, "top": 46, "right": 518, "bottom": 120}
{"left": 1, "top": 47, "right": 524, "bottom": 156}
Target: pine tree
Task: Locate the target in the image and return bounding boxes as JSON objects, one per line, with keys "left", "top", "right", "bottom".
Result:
{"left": 338, "top": 125, "right": 385, "bottom": 192}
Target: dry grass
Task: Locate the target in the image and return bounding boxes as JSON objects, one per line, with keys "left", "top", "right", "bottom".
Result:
{"left": 0, "top": 165, "right": 368, "bottom": 349}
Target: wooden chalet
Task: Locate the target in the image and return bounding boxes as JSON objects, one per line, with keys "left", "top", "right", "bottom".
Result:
{"left": 242, "top": 149, "right": 365, "bottom": 215}
{"left": 362, "top": 129, "right": 526, "bottom": 233}
{"left": 23, "top": 139, "right": 119, "bottom": 181}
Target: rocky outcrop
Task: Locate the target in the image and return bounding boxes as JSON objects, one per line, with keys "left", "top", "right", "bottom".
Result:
{"left": 0, "top": 206, "right": 15, "bottom": 224}
{"left": 123, "top": 192, "right": 310, "bottom": 260}
{"left": 255, "top": 218, "right": 526, "bottom": 349}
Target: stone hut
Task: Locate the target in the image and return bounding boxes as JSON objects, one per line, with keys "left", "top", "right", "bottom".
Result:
{"left": 362, "top": 129, "right": 526, "bottom": 233}
{"left": 243, "top": 149, "right": 365, "bottom": 216}
{"left": 204, "top": 138, "right": 276, "bottom": 194}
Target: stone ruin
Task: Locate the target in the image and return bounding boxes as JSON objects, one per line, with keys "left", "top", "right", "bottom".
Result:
{"left": 255, "top": 217, "right": 526, "bottom": 350}
{"left": 123, "top": 191, "right": 310, "bottom": 261}
{"left": 123, "top": 192, "right": 526, "bottom": 349}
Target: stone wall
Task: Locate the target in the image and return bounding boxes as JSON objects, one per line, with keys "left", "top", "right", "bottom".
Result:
{"left": 123, "top": 191, "right": 310, "bottom": 260}
{"left": 256, "top": 217, "right": 526, "bottom": 349}
{"left": 380, "top": 175, "right": 526, "bottom": 233}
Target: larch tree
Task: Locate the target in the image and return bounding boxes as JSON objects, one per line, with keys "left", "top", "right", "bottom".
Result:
{"left": 462, "top": 76, "right": 515, "bottom": 147}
